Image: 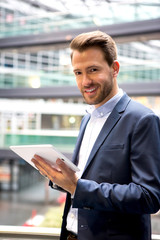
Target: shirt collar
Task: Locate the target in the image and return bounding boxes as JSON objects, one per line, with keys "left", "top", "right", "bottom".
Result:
{"left": 86, "top": 88, "right": 124, "bottom": 118}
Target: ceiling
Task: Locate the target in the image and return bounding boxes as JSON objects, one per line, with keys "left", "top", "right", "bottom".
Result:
{"left": 1, "top": 0, "right": 160, "bottom": 17}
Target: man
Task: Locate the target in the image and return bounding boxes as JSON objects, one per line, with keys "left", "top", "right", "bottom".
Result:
{"left": 32, "top": 31, "right": 160, "bottom": 240}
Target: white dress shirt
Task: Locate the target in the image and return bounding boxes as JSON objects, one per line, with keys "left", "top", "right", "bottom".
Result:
{"left": 66, "top": 89, "right": 124, "bottom": 234}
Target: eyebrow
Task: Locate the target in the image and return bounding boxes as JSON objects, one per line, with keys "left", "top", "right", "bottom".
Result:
{"left": 73, "top": 65, "right": 99, "bottom": 72}
{"left": 87, "top": 65, "right": 99, "bottom": 69}
{"left": 73, "top": 68, "right": 81, "bottom": 73}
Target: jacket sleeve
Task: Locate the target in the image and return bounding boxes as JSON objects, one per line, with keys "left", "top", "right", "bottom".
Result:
{"left": 72, "top": 113, "right": 160, "bottom": 214}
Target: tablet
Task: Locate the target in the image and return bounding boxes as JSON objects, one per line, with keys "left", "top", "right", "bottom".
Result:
{"left": 10, "top": 144, "right": 79, "bottom": 172}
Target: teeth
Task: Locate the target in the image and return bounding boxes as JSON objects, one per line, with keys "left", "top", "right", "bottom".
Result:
{"left": 86, "top": 88, "right": 96, "bottom": 93}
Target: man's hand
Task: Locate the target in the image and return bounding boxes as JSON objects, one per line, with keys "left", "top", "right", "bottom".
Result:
{"left": 31, "top": 155, "right": 78, "bottom": 195}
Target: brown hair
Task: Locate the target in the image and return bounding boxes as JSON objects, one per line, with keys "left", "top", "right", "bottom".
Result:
{"left": 70, "top": 31, "right": 117, "bottom": 66}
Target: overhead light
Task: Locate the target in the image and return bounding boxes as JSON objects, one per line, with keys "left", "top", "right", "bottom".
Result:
{"left": 69, "top": 116, "right": 76, "bottom": 124}
{"left": 29, "top": 76, "right": 41, "bottom": 88}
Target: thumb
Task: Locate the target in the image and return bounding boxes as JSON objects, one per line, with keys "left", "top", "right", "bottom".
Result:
{"left": 56, "top": 158, "right": 72, "bottom": 173}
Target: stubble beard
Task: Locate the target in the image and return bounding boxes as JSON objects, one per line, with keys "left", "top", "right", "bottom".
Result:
{"left": 82, "top": 77, "right": 114, "bottom": 106}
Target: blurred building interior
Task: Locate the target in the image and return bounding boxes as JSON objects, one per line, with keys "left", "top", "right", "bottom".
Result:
{"left": 0, "top": 0, "right": 160, "bottom": 234}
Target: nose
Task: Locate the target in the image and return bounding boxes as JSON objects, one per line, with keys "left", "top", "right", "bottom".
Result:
{"left": 82, "top": 73, "right": 92, "bottom": 87}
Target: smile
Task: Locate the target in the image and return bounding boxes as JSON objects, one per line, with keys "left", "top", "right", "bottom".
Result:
{"left": 85, "top": 87, "right": 96, "bottom": 93}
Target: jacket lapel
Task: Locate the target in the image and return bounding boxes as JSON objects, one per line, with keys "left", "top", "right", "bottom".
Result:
{"left": 82, "top": 93, "right": 131, "bottom": 174}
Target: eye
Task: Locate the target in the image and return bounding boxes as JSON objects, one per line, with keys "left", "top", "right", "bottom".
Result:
{"left": 74, "top": 71, "right": 82, "bottom": 76}
{"left": 90, "top": 68, "right": 98, "bottom": 73}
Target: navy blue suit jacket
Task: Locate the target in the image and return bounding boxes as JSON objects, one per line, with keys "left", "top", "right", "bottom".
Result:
{"left": 59, "top": 93, "right": 160, "bottom": 240}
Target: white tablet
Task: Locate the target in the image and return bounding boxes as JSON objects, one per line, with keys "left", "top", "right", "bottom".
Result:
{"left": 10, "top": 144, "right": 79, "bottom": 172}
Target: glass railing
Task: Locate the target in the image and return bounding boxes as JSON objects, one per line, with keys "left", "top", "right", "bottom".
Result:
{"left": 0, "top": 69, "right": 75, "bottom": 88}
{"left": 0, "top": 3, "right": 160, "bottom": 38}
{"left": 0, "top": 39, "right": 160, "bottom": 89}
{"left": 0, "top": 65, "right": 159, "bottom": 89}
{"left": 1, "top": 134, "right": 77, "bottom": 153}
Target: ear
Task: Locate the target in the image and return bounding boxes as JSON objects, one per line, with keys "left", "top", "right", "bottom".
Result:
{"left": 112, "top": 60, "right": 120, "bottom": 77}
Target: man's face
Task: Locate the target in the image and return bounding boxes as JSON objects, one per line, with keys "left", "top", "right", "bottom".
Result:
{"left": 72, "top": 47, "right": 119, "bottom": 108}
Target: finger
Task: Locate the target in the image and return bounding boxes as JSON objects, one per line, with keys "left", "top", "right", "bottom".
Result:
{"left": 56, "top": 158, "right": 75, "bottom": 177}
{"left": 31, "top": 158, "right": 45, "bottom": 174}
{"left": 56, "top": 158, "right": 69, "bottom": 171}
{"left": 31, "top": 157, "right": 48, "bottom": 176}
{"left": 33, "top": 154, "right": 48, "bottom": 165}
{"left": 31, "top": 158, "right": 41, "bottom": 170}
{"left": 33, "top": 155, "right": 61, "bottom": 173}
{"left": 33, "top": 155, "right": 53, "bottom": 173}
{"left": 38, "top": 169, "right": 48, "bottom": 179}
{"left": 31, "top": 157, "right": 62, "bottom": 183}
